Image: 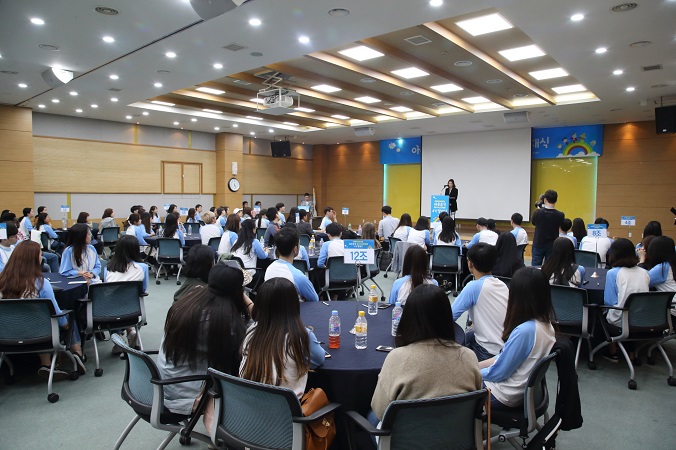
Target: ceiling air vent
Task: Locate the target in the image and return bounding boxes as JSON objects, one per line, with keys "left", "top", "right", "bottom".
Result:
{"left": 610, "top": 3, "right": 638, "bottom": 12}
{"left": 404, "top": 35, "right": 432, "bottom": 46}
{"left": 641, "top": 64, "right": 662, "bottom": 72}
{"left": 223, "top": 43, "right": 247, "bottom": 52}
{"left": 108, "top": 88, "right": 122, "bottom": 92}
{"left": 233, "top": 79, "right": 251, "bottom": 86}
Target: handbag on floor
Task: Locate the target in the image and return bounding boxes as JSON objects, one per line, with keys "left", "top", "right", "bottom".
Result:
{"left": 300, "top": 388, "right": 336, "bottom": 450}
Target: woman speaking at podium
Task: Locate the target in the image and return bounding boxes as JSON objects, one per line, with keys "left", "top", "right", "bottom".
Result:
{"left": 444, "top": 179, "right": 458, "bottom": 218}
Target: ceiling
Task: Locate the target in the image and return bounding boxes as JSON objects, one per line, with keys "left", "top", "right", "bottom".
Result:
{"left": 1, "top": 0, "right": 675, "bottom": 145}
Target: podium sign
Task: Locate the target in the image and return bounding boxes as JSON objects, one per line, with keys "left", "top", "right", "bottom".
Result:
{"left": 431, "top": 196, "right": 449, "bottom": 223}
{"left": 344, "top": 240, "right": 375, "bottom": 264}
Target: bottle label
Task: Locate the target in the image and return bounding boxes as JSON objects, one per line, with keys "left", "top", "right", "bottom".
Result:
{"left": 355, "top": 324, "right": 365, "bottom": 333}
{"left": 330, "top": 324, "right": 340, "bottom": 333}
{"left": 369, "top": 295, "right": 378, "bottom": 303}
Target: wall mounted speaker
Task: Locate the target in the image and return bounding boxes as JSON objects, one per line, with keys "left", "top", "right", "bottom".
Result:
{"left": 655, "top": 105, "right": 676, "bottom": 134}
{"left": 189, "top": 0, "right": 245, "bottom": 21}
{"left": 503, "top": 111, "right": 530, "bottom": 124}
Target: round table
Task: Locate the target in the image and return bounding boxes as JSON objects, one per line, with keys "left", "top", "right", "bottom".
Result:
{"left": 47, "top": 273, "right": 89, "bottom": 310}
{"left": 582, "top": 267, "right": 607, "bottom": 305}
{"left": 144, "top": 235, "right": 202, "bottom": 248}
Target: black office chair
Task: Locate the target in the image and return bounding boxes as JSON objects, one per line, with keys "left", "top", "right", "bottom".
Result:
{"left": 574, "top": 249, "right": 601, "bottom": 269}
{"left": 550, "top": 285, "right": 592, "bottom": 370}
{"left": 155, "top": 238, "right": 185, "bottom": 285}
{"left": 321, "top": 256, "right": 360, "bottom": 301}
{"left": 299, "top": 234, "right": 311, "bottom": 250}
{"left": 100, "top": 226, "right": 120, "bottom": 259}
{"left": 516, "top": 243, "right": 528, "bottom": 263}
{"left": 428, "top": 245, "right": 462, "bottom": 296}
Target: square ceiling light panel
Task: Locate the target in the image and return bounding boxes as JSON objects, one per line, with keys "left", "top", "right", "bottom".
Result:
{"left": 391, "top": 67, "right": 429, "bottom": 79}
{"left": 456, "top": 13, "right": 513, "bottom": 36}
{"left": 499, "top": 45, "right": 546, "bottom": 62}
{"left": 338, "top": 45, "right": 384, "bottom": 61}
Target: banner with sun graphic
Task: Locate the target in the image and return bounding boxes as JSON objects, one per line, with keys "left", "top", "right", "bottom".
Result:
{"left": 531, "top": 125, "right": 603, "bottom": 159}
{"left": 379, "top": 137, "right": 422, "bottom": 164}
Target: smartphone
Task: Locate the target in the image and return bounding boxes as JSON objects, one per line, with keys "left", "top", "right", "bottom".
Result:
{"left": 376, "top": 345, "right": 394, "bottom": 352}
{"left": 324, "top": 350, "right": 332, "bottom": 358}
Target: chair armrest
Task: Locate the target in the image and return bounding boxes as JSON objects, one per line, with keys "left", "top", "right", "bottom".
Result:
{"left": 143, "top": 349, "right": 160, "bottom": 355}
{"left": 77, "top": 298, "right": 92, "bottom": 303}
{"left": 293, "top": 402, "right": 341, "bottom": 424}
{"left": 595, "top": 305, "right": 627, "bottom": 311}
{"left": 343, "top": 411, "right": 391, "bottom": 436}
{"left": 141, "top": 293, "right": 149, "bottom": 297}
{"left": 151, "top": 374, "right": 209, "bottom": 386}
{"left": 52, "top": 309, "right": 73, "bottom": 318}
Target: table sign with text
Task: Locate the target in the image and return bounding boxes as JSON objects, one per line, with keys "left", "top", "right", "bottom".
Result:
{"left": 343, "top": 240, "right": 375, "bottom": 265}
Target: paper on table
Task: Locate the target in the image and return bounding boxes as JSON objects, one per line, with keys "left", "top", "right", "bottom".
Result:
{"left": 68, "top": 281, "right": 88, "bottom": 284}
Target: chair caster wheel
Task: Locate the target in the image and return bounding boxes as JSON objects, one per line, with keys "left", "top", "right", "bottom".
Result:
{"left": 383, "top": 274, "right": 388, "bottom": 278}
{"left": 5, "top": 375, "right": 15, "bottom": 385}
{"left": 48, "top": 393, "right": 59, "bottom": 403}
{"left": 179, "top": 434, "right": 191, "bottom": 445}
{"left": 381, "top": 296, "right": 386, "bottom": 302}
{"left": 176, "top": 281, "right": 181, "bottom": 285}
{"left": 452, "top": 291, "right": 458, "bottom": 297}
{"left": 70, "top": 372, "right": 79, "bottom": 381}
{"left": 647, "top": 356, "right": 656, "bottom": 365}
{"left": 587, "top": 361, "right": 596, "bottom": 370}
{"left": 668, "top": 377, "right": 676, "bottom": 386}
{"left": 94, "top": 368, "right": 103, "bottom": 377}
{"left": 632, "top": 357, "right": 642, "bottom": 367}
{"left": 628, "top": 380, "right": 637, "bottom": 390}
{"left": 155, "top": 280, "right": 161, "bottom": 285}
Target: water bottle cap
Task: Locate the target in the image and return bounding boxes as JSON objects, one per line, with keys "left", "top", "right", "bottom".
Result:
{"left": 358, "top": 311, "right": 365, "bottom": 316}
{"left": 395, "top": 302, "right": 401, "bottom": 307}
{"left": 371, "top": 285, "right": 376, "bottom": 289}
{"left": 332, "top": 310, "right": 338, "bottom": 315}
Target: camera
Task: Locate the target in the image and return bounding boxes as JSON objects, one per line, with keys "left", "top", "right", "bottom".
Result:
{"left": 534, "top": 194, "right": 545, "bottom": 209}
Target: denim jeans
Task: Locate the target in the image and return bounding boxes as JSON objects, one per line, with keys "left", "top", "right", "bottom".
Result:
{"left": 42, "top": 252, "right": 60, "bottom": 272}
{"left": 465, "top": 330, "right": 496, "bottom": 362}
{"left": 531, "top": 244, "right": 552, "bottom": 267}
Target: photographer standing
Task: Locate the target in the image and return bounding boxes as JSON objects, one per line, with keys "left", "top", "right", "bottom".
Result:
{"left": 531, "top": 190, "right": 564, "bottom": 266}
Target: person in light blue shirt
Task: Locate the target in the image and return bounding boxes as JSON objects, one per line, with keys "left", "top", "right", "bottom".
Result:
{"left": 231, "top": 219, "right": 269, "bottom": 279}
{"left": 35, "top": 213, "right": 66, "bottom": 254}
{"left": 0, "top": 221, "right": 19, "bottom": 273}
{"left": 317, "top": 222, "right": 344, "bottom": 268}
{"left": 217, "top": 214, "right": 240, "bottom": 255}
{"left": 465, "top": 217, "right": 498, "bottom": 250}
{"left": 216, "top": 207, "right": 228, "bottom": 227}
{"left": 264, "top": 226, "right": 318, "bottom": 301}
{"left": 319, "top": 207, "right": 336, "bottom": 231}
{"left": 60, "top": 224, "right": 102, "bottom": 281}
{"left": 276, "top": 202, "right": 286, "bottom": 225}
{"left": 126, "top": 213, "right": 151, "bottom": 246}
{"left": 559, "top": 218, "right": 577, "bottom": 248}
{"left": 510, "top": 213, "right": 529, "bottom": 246}
{"left": 643, "top": 236, "right": 676, "bottom": 317}
{"left": 18, "top": 207, "right": 34, "bottom": 240}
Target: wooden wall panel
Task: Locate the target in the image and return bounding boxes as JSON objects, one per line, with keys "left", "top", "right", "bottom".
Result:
{"left": 597, "top": 121, "right": 676, "bottom": 240}
{"left": 33, "top": 136, "right": 216, "bottom": 193}
{"left": 183, "top": 163, "right": 201, "bottom": 193}
{"left": 163, "top": 162, "right": 183, "bottom": 194}
{"left": 0, "top": 106, "right": 33, "bottom": 213}
{"left": 215, "top": 133, "right": 243, "bottom": 208}
{"left": 0, "top": 105, "right": 32, "bottom": 132}
{"left": 242, "top": 154, "right": 313, "bottom": 195}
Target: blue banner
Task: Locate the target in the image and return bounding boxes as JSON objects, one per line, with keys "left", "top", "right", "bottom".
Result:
{"left": 380, "top": 137, "right": 422, "bottom": 164}
{"left": 532, "top": 125, "right": 603, "bottom": 159}
{"left": 430, "top": 196, "right": 449, "bottom": 222}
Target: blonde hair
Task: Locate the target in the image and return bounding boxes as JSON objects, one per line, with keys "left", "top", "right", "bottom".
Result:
{"left": 201, "top": 211, "right": 216, "bottom": 224}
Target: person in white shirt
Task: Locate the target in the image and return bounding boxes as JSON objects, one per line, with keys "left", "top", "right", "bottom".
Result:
{"left": 388, "top": 245, "right": 438, "bottom": 305}
{"left": 216, "top": 207, "right": 228, "bottom": 227}
{"left": 407, "top": 216, "right": 431, "bottom": 250}
{"left": 199, "top": 211, "right": 223, "bottom": 246}
{"left": 317, "top": 222, "right": 345, "bottom": 268}
{"left": 391, "top": 213, "right": 413, "bottom": 242}
{"left": 579, "top": 217, "right": 614, "bottom": 264}
{"left": 431, "top": 212, "right": 448, "bottom": 243}
{"left": 217, "top": 214, "right": 240, "bottom": 255}
{"left": 378, "top": 205, "right": 400, "bottom": 241}
{"left": 465, "top": 217, "right": 498, "bottom": 250}
{"left": 319, "top": 207, "right": 335, "bottom": 231}
{"left": 540, "top": 237, "right": 585, "bottom": 287}
{"left": 276, "top": 202, "right": 286, "bottom": 225}
{"left": 510, "top": 213, "right": 528, "bottom": 246}
{"left": 264, "top": 227, "right": 318, "bottom": 302}
{"left": 434, "top": 216, "right": 461, "bottom": 246}
{"left": 231, "top": 219, "right": 268, "bottom": 280}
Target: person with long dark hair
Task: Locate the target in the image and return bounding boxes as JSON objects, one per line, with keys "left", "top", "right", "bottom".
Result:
{"left": 240, "top": 277, "right": 324, "bottom": 399}
{"left": 361, "top": 222, "right": 381, "bottom": 249}
{"left": 392, "top": 213, "right": 413, "bottom": 241}
{"left": 0, "top": 241, "right": 86, "bottom": 376}
{"left": 149, "top": 205, "right": 161, "bottom": 224}
{"left": 636, "top": 220, "right": 662, "bottom": 251}
{"left": 571, "top": 218, "right": 586, "bottom": 249}
{"left": 126, "top": 213, "right": 151, "bottom": 246}
{"left": 186, "top": 208, "right": 198, "bottom": 224}
{"left": 140, "top": 212, "right": 154, "bottom": 236}
{"left": 231, "top": 218, "right": 268, "bottom": 277}
{"left": 161, "top": 212, "right": 185, "bottom": 246}
{"left": 173, "top": 244, "right": 214, "bottom": 302}
{"left": 492, "top": 232, "right": 525, "bottom": 278}
{"left": 480, "top": 267, "right": 556, "bottom": 409}
{"left": 60, "top": 223, "right": 101, "bottom": 282}
{"left": 444, "top": 178, "right": 458, "bottom": 217}
{"left": 100, "top": 208, "right": 116, "bottom": 229}
{"left": 389, "top": 246, "right": 438, "bottom": 305}
{"left": 407, "top": 216, "right": 431, "bottom": 250}
{"left": 77, "top": 211, "right": 104, "bottom": 255}
{"left": 35, "top": 212, "right": 65, "bottom": 254}
{"left": 435, "top": 216, "right": 461, "bottom": 246}
{"left": 371, "top": 284, "right": 481, "bottom": 422}
{"left": 540, "top": 237, "right": 585, "bottom": 287}
{"left": 217, "top": 214, "right": 241, "bottom": 255}
{"left": 644, "top": 236, "right": 676, "bottom": 319}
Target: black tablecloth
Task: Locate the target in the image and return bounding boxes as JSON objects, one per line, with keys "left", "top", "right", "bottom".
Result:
{"left": 47, "top": 273, "right": 89, "bottom": 310}
{"left": 582, "top": 267, "right": 608, "bottom": 305}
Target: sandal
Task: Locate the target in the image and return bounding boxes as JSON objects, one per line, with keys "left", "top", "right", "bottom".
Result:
{"left": 71, "top": 352, "right": 87, "bottom": 375}
{"left": 37, "top": 365, "right": 70, "bottom": 381}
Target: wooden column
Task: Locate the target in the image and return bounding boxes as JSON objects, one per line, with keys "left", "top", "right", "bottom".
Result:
{"left": 0, "top": 106, "right": 34, "bottom": 213}
{"left": 214, "top": 132, "right": 243, "bottom": 209}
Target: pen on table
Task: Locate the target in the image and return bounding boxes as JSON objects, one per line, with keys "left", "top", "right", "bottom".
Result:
{"left": 322, "top": 301, "right": 330, "bottom": 306}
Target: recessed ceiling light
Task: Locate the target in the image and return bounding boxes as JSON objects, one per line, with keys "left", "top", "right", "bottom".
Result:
{"left": 52, "top": 99, "right": 60, "bottom": 103}
{"left": 203, "top": 109, "right": 223, "bottom": 114}
{"left": 462, "top": 96, "right": 489, "bottom": 104}
{"left": 250, "top": 52, "right": 263, "bottom": 57}
{"left": 75, "top": 109, "right": 83, "bottom": 113}
{"left": 283, "top": 122, "right": 299, "bottom": 126}
{"left": 30, "top": 18, "right": 45, "bottom": 25}
{"left": 456, "top": 13, "right": 513, "bottom": 36}
{"left": 391, "top": 67, "right": 429, "bottom": 79}
{"left": 173, "top": 121, "right": 179, "bottom": 125}
{"left": 109, "top": 74, "right": 119, "bottom": 80}
{"left": 233, "top": 124, "right": 239, "bottom": 128}
{"left": 151, "top": 100, "right": 175, "bottom": 106}
{"left": 250, "top": 98, "right": 265, "bottom": 104}
{"left": 38, "top": 104, "right": 45, "bottom": 108}
{"left": 499, "top": 45, "right": 546, "bottom": 61}
{"left": 529, "top": 68, "right": 569, "bottom": 80}
{"left": 331, "top": 114, "right": 350, "bottom": 120}
{"left": 196, "top": 86, "right": 225, "bottom": 95}
{"left": 125, "top": 115, "right": 132, "bottom": 119}
{"left": 431, "top": 83, "right": 462, "bottom": 93}
{"left": 18, "top": 83, "right": 27, "bottom": 88}
{"left": 102, "top": 36, "right": 115, "bottom": 43}
{"left": 390, "top": 106, "right": 413, "bottom": 112}
{"left": 295, "top": 107, "right": 315, "bottom": 113}
{"left": 552, "top": 84, "right": 586, "bottom": 94}
{"left": 69, "top": 91, "right": 78, "bottom": 96}
{"left": 595, "top": 47, "right": 607, "bottom": 54}
{"left": 311, "top": 84, "right": 341, "bottom": 93}
{"left": 246, "top": 116, "right": 262, "bottom": 120}
{"left": 214, "top": 127, "right": 220, "bottom": 130}
{"left": 250, "top": 131, "right": 255, "bottom": 135}
{"left": 142, "top": 111, "right": 149, "bottom": 115}
{"left": 625, "top": 86, "right": 636, "bottom": 92}
{"left": 298, "top": 36, "right": 310, "bottom": 44}
{"left": 338, "top": 45, "right": 384, "bottom": 61}
{"left": 570, "top": 13, "right": 584, "bottom": 21}
{"left": 454, "top": 60, "right": 473, "bottom": 67}
{"left": 213, "top": 63, "right": 223, "bottom": 69}
{"left": 191, "top": 118, "right": 197, "bottom": 122}
{"left": 613, "top": 69, "right": 624, "bottom": 75}
{"left": 91, "top": 104, "right": 98, "bottom": 108}
{"left": 154, "top": 82, "right": 163, "bottom": 88}
{"left": 110, "top": 97, "right": 118, "bottom": 102}
{"left": 165, "top": 51, "right": 176, "bottom": 58}
{"left": 249, "top": 18, "right": 262, "bottom": 26}
{"left": 355, "top": 96, "right": 381, "bottom": 103}
{"left": 268, "top": 129, "right": 274, "bottom": 133}
{"left": 430, "top": 0, "right": 443, "bottom": 6}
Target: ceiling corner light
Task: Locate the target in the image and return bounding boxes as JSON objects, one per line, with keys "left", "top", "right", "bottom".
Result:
{"left": 51, "top": 99, "right": 60, "bottom": 103}
{"left": 165, "top": 51, "right": 176, "bottom": 58}
{"left": 195, "top": 86, "right": 225, "bottom": 95}
{"left": 30, "top": 18, "right": 45, "bottom": 25}
{"left": 268, "top": 129, "right": 274, "bottom": 133}
{"left": 18, "top": 83, "right": 27, "bottom": 88}
{"left": 455, "top": 13, "right": 513, "bottom": 36}
{"left": 311, "top": 84, "right": 341, "bottom": 93}
{"left": 552, "top": 84, "right": 586, "bottom": 94}
{"left": 232, "top": 124, "right": 238, "bottom": 128}
{"left": 595, "top": 47, "right": 607, "bottom": 54}
{"left": 331, "top": 114, "right": 350, "bottom": 120}
{"left": 37, "top": 104, "right": 45, "bottom": 108}
{"left": 91, "top": 104, "right": 98, "bottom": 108}
{"left": 203, "top": 108, "right": 223, "bottom": 114}
{"left": 498, "top": 45, "right": 545, "bottom": 61}
{"left": 430, "top": 0, "right": 443, "bottom": 6}
{"left": 613, "top": 69, "right": 624, "bottom": 75}
{"left": 142, "top": 111, "right": 149, "bottom": 115}
{"left": 75, "top": 109, "right": 83, "bottom": 113}
{"left": 110, "top": 97, "right": 118, "bottom": 102}
{"left": 328, "top": 8, "right": 350, "bottom": 17}
{"left": 390, "top": 106, "right": 413, "bottom": 112}
{"left": 214, "top": 127, "right": 220, "bottom": 131}
{"left": 250, "top": 131, "right": 255, "bottom": 135}
{"left": 173, "top": 121, "right": 179, "bottom": 125}
{"left": 213, "top": 63, "right": 223, "bottom": 69}
{"left": 570, "top": 13, "right": 584, "bottom": 21}
{"left": 102, "top": 36, "right": 115, "bottom": 43}
{"left": 338, "top": 45, "right": 384, "bottom": 61}
{"left": 190, "top": 118, "right": 197, "bottom": 122}
{"left": 151, "top": 100, "right": 175, "bottom": 106}
{"left": 125, "top": 115, "right": 132, "bottom": 119}
{"left": 154, "top": 82, "right": 163, "bottom": 88}
{"left": 529, "top": 68, "right": 569, "bottom": 80}
{"left": 298, "top": 36, "right": 310, "bottom": 44}
{"left": 109, "top": 74, "right": 119, "bottom": 80}
{"left": 461, "top": 96, "right": 489, "bottom": 104}
{"left": 625, "top": 86, "right": 636, "bottom": 92}
{"left": 391, "top": 67, "right": 429, "bottom": 79}
{"left": 355, "top": 96, "right": 381, "bottom": 103}
{"left": 69, "top": 91, "right": 78, "bottom": 96}
{"left": 249, "top": 18, "right": 262, "bottom": 26}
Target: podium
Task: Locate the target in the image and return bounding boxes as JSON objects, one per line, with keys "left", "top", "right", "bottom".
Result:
{"left": 430, "top": 195, "right": 449, "bottom": 222}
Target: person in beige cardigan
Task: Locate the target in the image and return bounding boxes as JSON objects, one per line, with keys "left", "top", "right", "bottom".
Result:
{"left": 370, "top": 284, "right": 482, "bottom": 422}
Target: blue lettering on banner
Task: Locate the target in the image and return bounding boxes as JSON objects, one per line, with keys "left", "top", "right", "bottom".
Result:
{"left": 380, "top": 137, "right": 422, "bottom": 164}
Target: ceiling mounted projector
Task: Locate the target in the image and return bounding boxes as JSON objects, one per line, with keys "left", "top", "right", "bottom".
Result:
{"left": 353, "top": 126, "right": 375, "bottom": 136}
{"left": 189, "top": 0, "right": 249, "bottom": 21}
{"left": 41, "top": 67, "right": 74, "bottom": 88}
{"left": 503, "top": 111, "right": 530, "bottom": 124}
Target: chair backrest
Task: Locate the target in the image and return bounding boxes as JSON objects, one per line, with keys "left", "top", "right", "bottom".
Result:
{"left": 208, "top": 236, "right": 221, "bottom": 253}
{"left": 292, "top": 259, "right": 308, "bottom": 274}
{"left": 157, "top": 238, "right": 182, "bottom": 259}
{"left": 111, "top": 334, "right": 160, "bottom": 417}
{"left": 208, "top": 368, "right": 302, "bottom": 449}
{"left": 185, "top": 222, "right": 201, "bottom": 234}
{"left": 101, "top": 226, "right": 120, "bottom": 243}
{"left": 299, "top": 234, "right": 311, "bottom": 249}
{"left": 39, "top": 232, "right": 50, "bottom": 251}
{"left": 574, "top": 250, "right": 600, "bottom": 268}
{"left": 550, "top": 285, "right": 588, "bottom": 327}
{"left": 624, "top": 291, "right": 674, "bottom": 332}
{"left": 380, "top": 390, "right": 488, "bottom": 450}
{"left": 88, "top": 281, "right": 144, "bottom": 322}
{"left": 326, "top": 256, "right": 359, "bottom": 283}
{"left": 516, "top": 243, "right": 528, "bottom": 262}
{"left": 92, "top": 222, "right": 100, "bottom": 231}
{"left": 220, "top": 259, "right": 243, "bottom": 270}
{"left": 256, "top": 228, "right": 266, "bottom": 240}
{"left": 388, "top": 236, "right": 402, "bottom": 254}
{"left": 523, "top": 352, "right": 556, "bottom": 433}
{"left": 0, "top": 298, "right": 57, "bottom": 347}
{"left": 365, "top": 248, "right": 381, "bottom": 278}
{"left": 430, "top": 245, "right": 461, "bottom": 269}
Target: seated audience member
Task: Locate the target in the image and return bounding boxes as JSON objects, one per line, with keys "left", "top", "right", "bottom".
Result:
{"left": 216, "top": 207, "right": 228, "bottom": 227}
{"left": 0, "top": 241, "right": 86, "bottom": 376}
{"left": 100, "top": 208, "right": 117, "bottom": 229}
{"left": 199, "top": 211, "right": 223, "bottom": 246}
{"left": 296, "top": 209, "right": 313, "bottom": 236}
{"left": 480, "top": 267, "right": 556, "bottom": 409}
{"left": 241, "top": 207, "right": 253, "bottom": 222}
{"left": 391, "top": 213, "right": 413, "bottom": 242}
{"left": 37, "top": 206, "right": 47, "bottom": 215}
{"left": 361, "top": 222, "right": 381, "bottom": 249}
{"left": 579, "top": 217, "right": 614, "bottom": 264}
{"left": 217, "top": 214, "right": 240, "bottom": 255}
{"left": 148, "top": 206, "right": 160, "bottom": 224}
{"left": 559, "top": 218, "right": 577, "bottom": 248}
{"left": 286, "top": 206, "right": 299, "bottom": 224}
{"left": 276, "top": 203, "right": 287, "bottom": 224}
{"left": 60, "top": 223, "right": 101, "bottom": 282}
{"left": 78, "top": 211, "right": 104, "bottom": 255}
{"left": 571, "top": 218, "right": 587, "bottom": 248}
{"left": 643, "top": 236, "right": 676, "bottom": 319}
{"left": 487, "top": 218, "right": 498, "bottom": 234}
{"left": 378, "top": 206, "right": 400, "bottom": 241}
{"left": 435, "top": 216, "right": 461, "bottom": 246}
{"left": 540, "top": 237, "right": 585, "bottom": 287}
{"left": 319, "top": 207, "right": 335, "bottom": 231}
{"left": 389, "top": 246, "right": 438, "bottom": 305}
{"left": 264, "top": 227, "right": 318, "bottom": 302}
{"left": 371, "top": 284, "right": 481, "bottom": 422}
{"left": 492, "top": 232, "right": 525, "bottom": 278}
{"left": 465, "top": 217, "right": 499, "bottom": 249}
{"left": 407, "top": 216, "right": 431, "bottom": 250}
{"left": 126, "top": 213, "right": 150, "bottom": 246}
{"left": 166, "top": 204, "right": 177, "bottom": 215}
{"left": 240, "top": 277, "right": 324, "bottom": 400}
{"left": 35, "top": 212, "right": 65, "bottom": 254}
{"left": 0, "top": 222, "right": 19, "bottom": 272}
{"left": 452, "top": 243, "right": 509, "bottom": 361}
{"left": 510, "top": 213, "right": 528, "bottom": 246}
{"left": 231, "top": 219, "right": 268, "bottom": 278}
{"left": 173, "top": 244, "right": 214, "bottom": 302}
{"left": 636, "top": 235, "right": 656, "bottom": 268}
{"left": 233, "top": 207, "right": 243, "bottom": 219}
{"left": 159, "top": 265, "right": 250, "bottom": 420}
{"left": 263, "top": 207, "right": 281, "bottom": 247}
{"left": 431, "top": 212, "right": 448, "bottom": 243}
{"left": 317, "top": 222, "right": 345, "bottom": 268}
{"left": 140, "top": 212, "right": 154, "bottom": 236}
{"left": 160, "top": 213, "right": 185, "bottom": 247}
{"left": 256, "top": 208, "right": 270, "bottom": 230}
{"left": 636, "top": 220, "right": 662, "bottom": 251}
{"left": 18, "top": 207, "right": 34, "bottom": 239}
{"left": 186, "top": 208, "right": 198, "bottom": 224}
{"left": 281, "top": 223, "right": 311, "bottom": 270}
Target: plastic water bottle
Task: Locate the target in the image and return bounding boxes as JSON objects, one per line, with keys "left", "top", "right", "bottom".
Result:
{"left": 259, "top": 236, "right": 265, "bottom": 247}
{"left": 318, "top": 238, "right": 324, "bottom": 250}
{"left": 295, "top": 212, "right": 300, "bottom": 223}
{"left": 348, "top": 223, "right": 352, "bottom": 230}
{"left": 309, "top": 235, "right": 315, "bottom": 255}
{"left": 159, "top": 226, "right": 164, "bottom": 237}
{"left": 187, "top": 224, "right": 192, "bottom": 235}
{"left": 392, "top": 301, "right": 403, "bottom": 337}
{"left": 355, "top": 311, "right": 367, "bottom": 349}
{"left": 329, "top": 310, "right": 341, "bottom": 349}
{"left": 357, "top": 224, "right": 362, "bottom": 236}
{"left": 62, "top": 216, "right": 68, "bottom": 230}
{"left": 368, "top": 285, "right": 378, "bottom": 315}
